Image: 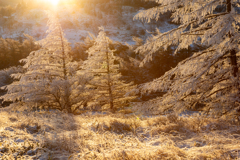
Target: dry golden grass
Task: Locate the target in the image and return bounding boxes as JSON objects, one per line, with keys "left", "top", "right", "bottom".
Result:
{"left": 0, "top": 107, "right": 239, "bottom": 159}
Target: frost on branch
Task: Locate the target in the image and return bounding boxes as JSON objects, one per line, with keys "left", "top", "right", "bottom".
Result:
{"left": 134, "top": 0, "right": 240, "bottom": 118}
{"left": 82, "top": 27, "right": 136, "bottom": 112}
{"left": 1, "top": 12, "right": 92, "bottom": 113}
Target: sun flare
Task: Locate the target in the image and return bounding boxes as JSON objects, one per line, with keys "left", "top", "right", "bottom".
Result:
{"left": 49, "top": 0, "right": 59, "bottom": 6}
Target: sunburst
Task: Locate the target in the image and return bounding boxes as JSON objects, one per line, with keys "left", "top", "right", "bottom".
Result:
{"left": 49, "top": 0, "right": 59, "bottom": 6}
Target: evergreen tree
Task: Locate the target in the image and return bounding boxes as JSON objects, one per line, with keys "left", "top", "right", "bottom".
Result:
{"left": 83, "top": 27, "right": 135, "bottom": 112}
{"left": 0, "top": 38, "right": 10, "bottom": 69}
{"left": 1, "top": 12, "right": 91, "bottom": 113}
{"left": 134, "top": 0, "right": 240, "bottom": 118}
{"left": 0, "top": 35, "right": 39, "bottom": 69}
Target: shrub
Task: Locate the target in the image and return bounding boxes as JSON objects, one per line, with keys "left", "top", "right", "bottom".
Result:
{"left": 0, "top": 66, "right": 24, "bottom": 88}
{"left": 60, "top": 20, "right": 75, "bottom": 29}
{"left": 139, "top": 28, "right": 145, "bottom": 35}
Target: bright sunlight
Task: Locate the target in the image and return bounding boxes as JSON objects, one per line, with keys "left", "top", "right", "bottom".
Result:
{"left": 49, "top": 0, "right": 59, "bottom": 6}
{"left": 50, "top": 0, "right": 59, "bottom": 5}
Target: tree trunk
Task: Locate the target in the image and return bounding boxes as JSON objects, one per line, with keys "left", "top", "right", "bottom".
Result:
{"left": 227, "top": 0, "right": 239, "bottom": 78}
{"left": 106, "top": 40, "right": 114, "bottom": 112}
{"left": 227, "top": 0, "right": 240, "bottom": 117}
{"left": 59, "top": 25, "right": 71, "bottom": 113}
{"left": 230, "top": 49, "right": 238, "bottom": 77}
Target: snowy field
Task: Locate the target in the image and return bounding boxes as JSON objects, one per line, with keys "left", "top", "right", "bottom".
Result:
{"left": 0, "top": 106, "right": 239, "bottom": 159}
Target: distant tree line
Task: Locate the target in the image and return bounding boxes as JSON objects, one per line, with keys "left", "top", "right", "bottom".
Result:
{"left": 0, "top": 35, "right": 40, "bottom": 70}
{"left": 75, "top": 0, "right": 158, "bottom": 18}
{"left": 76, "top": 0, "right": 157, "bottom": 8}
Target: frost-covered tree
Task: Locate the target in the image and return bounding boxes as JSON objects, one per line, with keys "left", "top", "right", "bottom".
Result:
{"left": 134, "top": 0, "right": 240, "bottom": 118}
{"left": 1, "top": 12, "right": 91, "bottom": 113}
{"left": 83, "top": 27, "right": 136, "bottom": 112}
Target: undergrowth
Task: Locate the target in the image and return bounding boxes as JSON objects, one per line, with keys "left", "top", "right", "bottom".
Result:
{"left": 0, "top": 107, "right": 239, "bottom": 159}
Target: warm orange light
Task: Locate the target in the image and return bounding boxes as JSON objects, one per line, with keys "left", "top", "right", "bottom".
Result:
{"left": 49, "top": 0, "right": 59, "bottom": 6}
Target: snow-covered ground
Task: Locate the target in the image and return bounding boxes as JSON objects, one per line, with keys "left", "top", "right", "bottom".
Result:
{"left": 0, "top": 106, "right": 239, "bottom": 159}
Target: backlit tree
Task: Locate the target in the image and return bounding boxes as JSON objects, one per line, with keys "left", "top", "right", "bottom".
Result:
{"left": 83, "top": 27, "right": 136, "bottom": 112}
{"left": 1, "top": 12, "right": 91, "bottom": 113}
{"left": 134, "top": 0, "right": 240, "bottom": 118}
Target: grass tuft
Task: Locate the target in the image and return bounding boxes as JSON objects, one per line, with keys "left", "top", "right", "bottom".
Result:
{"left": 0, "top": 108, "right": 239, "bottom": 159}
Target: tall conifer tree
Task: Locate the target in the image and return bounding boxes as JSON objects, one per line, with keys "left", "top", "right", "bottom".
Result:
{"left": 1, "top": 12, "right": 90, "bottom": 113}
{"left": 83, "top": 27, "right": 135, "bottom": 112}
{"left": 134, "top": 0, "right": 240, "bottom": 118}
